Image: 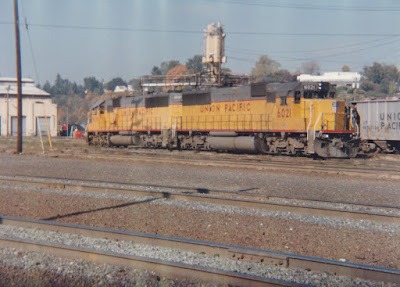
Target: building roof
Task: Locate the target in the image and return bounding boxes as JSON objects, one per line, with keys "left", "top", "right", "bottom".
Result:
{"left": 114, "top": 85, "right": 134, "bottom": 93}
{"left": 297, "top": 72, "right": 361, "bottom": 83}
{"left": 0, "top": 77, "right": 50, "bottom": 97}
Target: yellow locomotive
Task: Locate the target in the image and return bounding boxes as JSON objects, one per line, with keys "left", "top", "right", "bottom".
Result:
{"left": 86, "top": 81, "right": 359, "bottom": 158}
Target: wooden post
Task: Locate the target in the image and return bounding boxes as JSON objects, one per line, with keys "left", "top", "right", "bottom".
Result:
{"left": 37, "top": 117, "right": 45, "bottom": 153}
{"left": 45, "top": 116, "right": 53, "bottom": 149}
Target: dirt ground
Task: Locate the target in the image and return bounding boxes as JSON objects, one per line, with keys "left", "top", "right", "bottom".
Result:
{"left": 0, "top": 137, "right": 399, "bottom": 270}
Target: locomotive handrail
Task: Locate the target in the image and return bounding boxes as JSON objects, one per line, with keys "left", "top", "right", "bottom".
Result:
{"left": 306, "top": 103, "right": 313, "bottom": 140}
{"left": 174, "top": 114, "right": 271, "bottom": 131}
{"left": 350, "top": 108, "right": 360, "bottom": 137}
{"left": 313, "top": 112, "right": 324, "bottom": 140}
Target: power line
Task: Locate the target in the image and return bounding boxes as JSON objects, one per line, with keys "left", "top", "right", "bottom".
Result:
{"left": 20, "top": 1, "right": 40, "bottom": 84}
{"left": 227, "top": 31, "right": 400, "bottom": 37}
{"left": 227, "top": 36, "right": 400, "bottom": 61}
{"left": 1, "top": 21, "right": 400, "bottom": 38}
{"left": 212, "top": 0, "right": 400, "bottom": 12}
{"left": 19, "top": 23, "right": 203, "bottom": 34}
{"left": 226, "top": 37, "right": 392, "bottom": 55}
{"left": 228, "top": 37, "right": 400, "bottom": 69}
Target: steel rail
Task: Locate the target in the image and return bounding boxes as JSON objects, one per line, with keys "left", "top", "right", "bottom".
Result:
{"left": 1, "top": 216, "right": 399, "bottom": 285}
{"left": 103, "top": 148, "right": 400, "bottom": 172}
{"left": 0, "top": 175, "right": 399, "bottom": 224}
{"left": 106, "top": 153, "right": 400, "bottom": 176}
{"left": 0, "top": 237, "right": 296, "bottom": 287}
{"left": 2, "top": 173, "right": 400, "bottom": 209}
{"left": 45, "top": 149, "right": 400, "bottom": 179}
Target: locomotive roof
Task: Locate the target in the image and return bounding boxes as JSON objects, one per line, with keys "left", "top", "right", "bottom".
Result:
{"left": 266, "top": 81, "right": 302, "bottom": 92}
{"left": 90, "top": 81, "right": 330, "bottom": 110}
{"left": 91, "top": 100, "right": 105, "bottom": 109}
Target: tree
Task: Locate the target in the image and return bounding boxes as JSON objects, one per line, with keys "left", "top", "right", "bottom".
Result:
{"left": 186, "top": 55, "right": 203, "bottom": 73}
{"left": 251, "top": 55, "right": 293, "bottom": 83}
{"left": 151, "top": 60, "right": 181, "bottom": 75}
{"left": 342, "top": 65, "right": 351, "bottom": 72}
{"left": 84, "top": 76, "right": 103, "bottom": 94}
{"left": 301, "top": 60, "right": 320, "bottom": 75}
{"left": 362, "top": 62, "right": 399, "bottom": 85}
{"left": 151, "top": 66, "right": 162, "bottom": 76}
{"left": 52, "top": 73, "right": 71, "bottom": 95}
{"left": 251, "top": 55, "right": 281, "bottom": 83}
{"left": 360, "top": 80, "right": 377, "bottom": 92}
{"left": 42, "top": 81, "right": 51, "bottom": 93}
{"left": 361, "top": 62, "right": 400, "bottom": 94}
{"left": 105, "top": 77, "right": 126, "bottom": 91}
{"left": 388, "top": 80, "right": 397, "bottom": 94}
{"left": 50, "top": 73, "right": 84, "bottom": 96}
{"left": 128, "top": 78, "right": 141, "bottom": 91}
{"left": 160, "top": 60, "right": 180, "bottom": 75}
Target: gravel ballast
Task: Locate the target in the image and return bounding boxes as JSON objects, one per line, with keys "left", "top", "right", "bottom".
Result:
{"left": 0, "top": 225, "right": 397, "bottom": 287}
{"left": 0, "top": 152, "right": 399, "bottom": 285}
{"left": 0, "top": 186, "right": 399, "bottom": 270}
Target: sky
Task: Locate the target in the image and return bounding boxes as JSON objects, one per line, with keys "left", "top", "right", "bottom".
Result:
{"left": 2, "top": 0, "right": 400, "bottom": 85}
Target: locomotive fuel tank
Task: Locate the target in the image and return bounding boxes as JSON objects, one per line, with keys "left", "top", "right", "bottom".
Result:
{"left": 207, "top": 136, "right": 266, "bottom": 153}
{"left": 109, "top": 135, "right": 141, "bottom": 146}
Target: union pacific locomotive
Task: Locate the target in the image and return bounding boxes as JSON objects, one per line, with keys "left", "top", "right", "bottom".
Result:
{"left": 86, "top": 81, "right": 359, "bottom": 158}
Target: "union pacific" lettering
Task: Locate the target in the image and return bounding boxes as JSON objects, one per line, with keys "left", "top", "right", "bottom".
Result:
{"left": 200, "top": 102, "right": 251, "bottom": 113}
{"left": 380, "top": 113, "right": 400, "bottom": 121}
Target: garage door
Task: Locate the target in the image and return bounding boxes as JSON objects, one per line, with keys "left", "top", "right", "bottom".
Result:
{"left": 36, "top": 117, "right": 51, "bottom": 136}
{"left": 11, "top": 116, "right": 26, "bottom": 136}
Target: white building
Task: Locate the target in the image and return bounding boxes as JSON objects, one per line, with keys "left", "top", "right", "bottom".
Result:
{"left": 297, "top": 72, "right": 361, "bottom": 88}
{"left": 0, "top": 78, "right": 57, "bottom": 137}
{"left": 114, "top": 85, "right": 134, "bottom": 93}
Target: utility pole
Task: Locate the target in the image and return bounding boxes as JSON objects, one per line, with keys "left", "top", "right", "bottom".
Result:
{"left": 14, "top": 0, "right": 23, "bottom": 153}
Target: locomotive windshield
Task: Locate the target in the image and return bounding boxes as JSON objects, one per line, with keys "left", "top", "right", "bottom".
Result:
{"left": 303, "top": 82, "right": 335, "bottom": 99}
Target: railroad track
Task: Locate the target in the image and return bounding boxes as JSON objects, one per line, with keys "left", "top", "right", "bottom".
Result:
{"left": 1, "top": 215, "right": 399, "bottom": 285}
{"left": 1, "top": 174, "right": 399, "bottom": 225}
{"left": 47, "top": 148, "right": 400, "bottom": 180}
